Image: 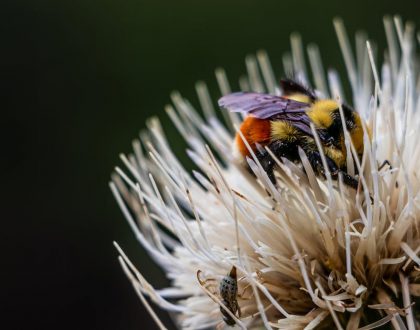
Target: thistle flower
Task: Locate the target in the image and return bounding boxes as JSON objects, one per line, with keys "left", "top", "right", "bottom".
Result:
{"left": 111, "top": 17, "right": 420, "bottom": 329}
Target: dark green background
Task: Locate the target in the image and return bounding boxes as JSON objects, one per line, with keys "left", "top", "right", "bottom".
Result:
{"left": 4, "top": 0, "right": 418, "bottom": 329}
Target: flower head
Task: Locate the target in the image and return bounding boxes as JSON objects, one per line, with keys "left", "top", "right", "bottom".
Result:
{"left": 111, "top": 17, "right": 420, "bottom": 329}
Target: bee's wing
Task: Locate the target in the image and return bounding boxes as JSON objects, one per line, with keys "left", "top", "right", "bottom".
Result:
{"left": 218, "top": 92, "right": 309, "bottom": 119}
{"left": 219, "top": 92, "right": 328, "bottom": 141}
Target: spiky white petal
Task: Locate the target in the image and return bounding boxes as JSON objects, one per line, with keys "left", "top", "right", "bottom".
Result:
{"left": 112, "top": 17, "right": 420, "bottom": 329}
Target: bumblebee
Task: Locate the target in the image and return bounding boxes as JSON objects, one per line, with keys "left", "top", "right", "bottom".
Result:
{"left": 218, "top": 79, "right": 367, "bottom": 189}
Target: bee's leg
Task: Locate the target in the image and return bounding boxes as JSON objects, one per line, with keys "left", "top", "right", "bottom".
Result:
{"left": 252, "top": 141, "right": 296, "bottom": 185}
{"left": 306, "top": 150, "right": 324, "bottom": 175}
{"left": 378, "top": 159, "right": 392, "bottom": 171}
{"left": 378, "top": 159, "right": 399, "bottom": 189}
{"left": 256, "top": 151, "right": 276, "bottom": 184}
{"left": 307, "top": 151, "right": 359, "bottom": 189}
{"left": 337, "top": 167, "right": 373, "bottom": 203}
{"left": 339, "top": 171, "right": 359, "bottom": 189}
{"left": 257, "top": 141, "right": 294, "bottom": 184}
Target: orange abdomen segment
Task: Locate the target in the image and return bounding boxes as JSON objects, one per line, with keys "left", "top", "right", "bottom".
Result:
{"left": 236, "top": 116, "right": 271, "bottom": 157}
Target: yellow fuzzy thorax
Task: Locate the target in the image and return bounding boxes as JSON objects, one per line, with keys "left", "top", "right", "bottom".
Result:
{"left": 307, "top": 99, "right": 339, "bottom": 129}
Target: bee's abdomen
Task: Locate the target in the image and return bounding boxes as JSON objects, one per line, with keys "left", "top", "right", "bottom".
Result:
{"left": 236, "top": 116, "right": 271, "bottom": 157}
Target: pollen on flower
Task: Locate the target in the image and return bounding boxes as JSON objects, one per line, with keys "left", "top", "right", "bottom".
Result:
{"left": 111, "top": 16, "right": 420, "bottom": 330}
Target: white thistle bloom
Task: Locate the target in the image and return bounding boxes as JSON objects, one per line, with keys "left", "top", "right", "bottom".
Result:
{"left": 111, "top": 17, "right": 420, "bottom": 330}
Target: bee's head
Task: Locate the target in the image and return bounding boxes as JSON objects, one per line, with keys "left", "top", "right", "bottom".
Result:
{"left": 308, "top": 100, "right": 367, "bottom": 155}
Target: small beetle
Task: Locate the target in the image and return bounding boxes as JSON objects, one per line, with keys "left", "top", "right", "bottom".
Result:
{"left": 197, "top": 266, "right": 241, "bottom": 327}
{"left": 219, "top": 266, "right": 240, "bottom": 326}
